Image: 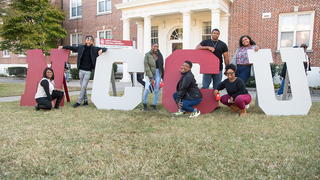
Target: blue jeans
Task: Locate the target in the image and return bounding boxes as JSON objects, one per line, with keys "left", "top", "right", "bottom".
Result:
{"left": 143, "top": 69, "right": 161, "bottom": 105}
{"left": 277, "top": 79, "right": 285, "bottom": 95}
{"left": 202, "top": 71, "right": 222, "bottom": 89}
{"left": 236, "top": 64, "right": 251, "bottom": 84}
{"left": 173, "top": 93, "right": 202, "bottom": 112}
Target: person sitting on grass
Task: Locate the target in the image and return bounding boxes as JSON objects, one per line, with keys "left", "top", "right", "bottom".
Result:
{"left": 214, "top": 64, "right": 251, "bottom": 116}
{"left": 34, "top": 67, "right": 64, "bottom": 111}
{"left": 173, "top": 61, "right": 202, "bottom": 118}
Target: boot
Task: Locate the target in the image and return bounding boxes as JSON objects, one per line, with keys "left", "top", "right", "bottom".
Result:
{"left": 230, "top": 104, "right": 239, "bottom": 112}
{"left": 35, "top": 104, "right": 40, "bottom": 111}
{"left": 54, "top": 98, "right": 62, "bottom": 109}
{"left": 143, "top": 103, "right": 148, "bottom": 111}
{"left": 150, "top": 105, "right": 157, "bottom": 111}
{"left": 239, "top": 109, "right": 247, "bottom": 116}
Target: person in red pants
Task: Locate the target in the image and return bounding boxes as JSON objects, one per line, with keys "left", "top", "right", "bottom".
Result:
{"left": 214, "top": 64, "right": 251, "bottom": 116}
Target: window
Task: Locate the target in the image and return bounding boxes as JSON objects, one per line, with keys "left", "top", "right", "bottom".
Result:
{"left": 278, "top": 11, "right": 315, "bottom": 49}
{"left": 2, "top": 50, "right": 10, "bottom": 58}
{"left": 97, "top": 0, "right": 112, "bottom": 14}
{"left": 70, "top": 0, "right": 82, "bottom": 18}
{"left": 71, "top": 33, "right": 83, "bottom": 46}
{"left": 170, "top": 28, "right": 183, "bottom": 40}
{"left": 202, "top": 21, "right": 211, "bottom": 40}
{"left": 98, "top": 30, "right": 112, "bottom": 41}
{"left": 151, "top": 26, "right": 158, "bottom": 45}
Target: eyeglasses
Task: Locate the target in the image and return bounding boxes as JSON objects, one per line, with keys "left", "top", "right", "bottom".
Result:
{"left": 225, "top": 72, "right": 235, "bottom": 75}
{"left": 85, "top": 37, "right": 94, "bottom": 41}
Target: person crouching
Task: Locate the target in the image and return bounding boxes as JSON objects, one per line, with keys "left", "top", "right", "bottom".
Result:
{"left": 34, "top": 67, "right": 64, "bottom": 110}
{"left": 214, "top": 64, "right": 251, "bottom": 116}
{"left": 173, "top": 61, "right": 202, "bottom": 118}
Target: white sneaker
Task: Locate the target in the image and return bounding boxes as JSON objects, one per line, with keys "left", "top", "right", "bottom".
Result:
{"left": 189, "top": 109, "right": 201, "bottom": 118}
{"left": 173, "top": 109, "right": 185, "bottom": 116}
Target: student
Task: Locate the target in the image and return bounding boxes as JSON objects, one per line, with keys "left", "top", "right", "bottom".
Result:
{"left": 173, "top": 61, "right": 202, "bottom": 118}
{"left": 214, "top": 64, "right": 251, "bottom": 116}
{"left": 196, "top": 28, "right": 229, "bottom": 89}
{"left": 35, "top": 67, "right": 64, "bottom": 110}
{"left": 142, "top": 43, "right": 164, "bottom": 111}
{"left": 232, "top": 35, "right": 259, "bottom": 84}
{"left": 59, "top": 35, "right": 107, "bottom": 108}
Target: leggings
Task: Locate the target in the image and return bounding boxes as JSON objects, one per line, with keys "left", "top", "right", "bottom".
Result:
{"left": 220, "top": 94, "right": 251, "bottom": 110}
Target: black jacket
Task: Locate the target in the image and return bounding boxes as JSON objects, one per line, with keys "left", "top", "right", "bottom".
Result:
{"left": 63, "top": 45, "right": 107, "bottom": 70}
{"left": 175, "top": 71, "right": 202, "bottom": 103}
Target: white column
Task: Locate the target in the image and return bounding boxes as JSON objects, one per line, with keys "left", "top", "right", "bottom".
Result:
{"left": 143, "top": 16, "right": 151, "bottom": 54}
{"left": 211, "top": 9, "right": 221, "bottom": 30}
{"left": 182, "top": 11, "right": 191, "bottom": 49}
{"left": 122, "top": 18, "right": 130, "bottom": 40}
{"left": 121, "top": 18, "right": 130, "bottom": 82}
{"left": 136, "top": 20, "right": 144, "bottom": 54}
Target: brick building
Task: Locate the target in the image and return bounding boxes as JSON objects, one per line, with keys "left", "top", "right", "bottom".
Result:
{"left": 0, "top": 0, "right": 319, "bottom": 78}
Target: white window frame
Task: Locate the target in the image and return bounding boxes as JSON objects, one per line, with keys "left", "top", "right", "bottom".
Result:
{"left": 151, "top": 26, "right": 159, "bottom": 45}
{"left": 202, "top": 21, "right": 211, "bottom": 41}
{"left": 97, "top": 30, "right": 112, "bottom": 42}
{"left": 97, "top": 0, "right": 112, "bottom": 15}
{"left": 277, "top": 11, "right": 315, "bottom": 50}
{"left": 70, "top": 33, "right": 82, "bottom": 55}
{"left": 2, "top": 50, "right": 10, "bottom": 58}
{"left": 70, "top": 0, "right": 82, "bottom": 19}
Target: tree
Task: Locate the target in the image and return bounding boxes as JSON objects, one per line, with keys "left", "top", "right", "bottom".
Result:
{"left": 0, "top": 0, "right": 66, "bottom": 54}
{"left": 0, "top": 0, "right": 8, "bottom": 17}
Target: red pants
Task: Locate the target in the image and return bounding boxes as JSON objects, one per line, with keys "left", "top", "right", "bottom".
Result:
{"left": 220, "top": 94, "right": 251, "bottom": 110}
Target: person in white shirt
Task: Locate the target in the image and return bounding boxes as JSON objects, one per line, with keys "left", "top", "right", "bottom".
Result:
{"left": 34, "top": 67, "right": 64, "bottom": 110}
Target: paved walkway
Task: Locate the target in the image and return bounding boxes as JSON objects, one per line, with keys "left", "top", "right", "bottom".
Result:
{"left": 1, "top": 78, "right": 320, "bottom": 102}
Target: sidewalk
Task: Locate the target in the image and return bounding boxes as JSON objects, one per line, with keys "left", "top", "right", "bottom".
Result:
{"left": 1, "top": 78, "right": 320, "bottom": 102}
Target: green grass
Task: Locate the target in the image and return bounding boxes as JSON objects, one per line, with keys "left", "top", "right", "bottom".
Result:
{"left": 0, "top": 97, "right": 319, "bottom": 179}
{"left": 0, "top": 83, "right": 88, "bottom": 97}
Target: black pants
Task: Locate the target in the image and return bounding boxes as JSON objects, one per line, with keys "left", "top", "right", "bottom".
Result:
{"left": 36, "top": 90, "right": 64, "bottom": 110}
{"left": 131, "top": 73, "right": 145, "bottom": 87}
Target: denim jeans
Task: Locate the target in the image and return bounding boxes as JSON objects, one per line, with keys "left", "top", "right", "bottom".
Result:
{"left": 277, "top": 79, "right": 285, "bottom": 95}
{"left": 173, "top": 93, "right": 202, "bottom": 112}
{"left": 236, "top": 64, "right": 251, "bottom": 84}
{"left": 202, "top": 71, "right": 222, "bottom": 89}
{"left": 143, "top": 69, "right": 161, "bottom": 105}
{"left": 78, "top": 70, "right": 91, "bottom": 104}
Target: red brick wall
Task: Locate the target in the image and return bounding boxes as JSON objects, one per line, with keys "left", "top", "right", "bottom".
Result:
{"left": 229, "top": 0, "right": 320, "bottom": 66}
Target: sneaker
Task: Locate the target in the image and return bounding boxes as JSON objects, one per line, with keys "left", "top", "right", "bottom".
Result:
{"left": 72, "top": 103, "right": 81, "bottom": 108}
{"left": 173, "top": 109, "right": 185, "bottom": 116}
{"left": 83, "top": 101, "right": 89, "bottom": 106}
{"left": 189, "top": 109, "right": 201, "bottom": 118}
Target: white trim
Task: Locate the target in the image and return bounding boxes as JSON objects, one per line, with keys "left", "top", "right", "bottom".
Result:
{"left": 277, "top": 11, "right": 315, "bottom": 50}
{"left": 97, "top": 29, "right": 113, "bottom": 40}
{"left": 96, "top": 0, "right": 112, "bottom": 15}
{"left": 69, "top": 0, "right": 82, "bottom": 19}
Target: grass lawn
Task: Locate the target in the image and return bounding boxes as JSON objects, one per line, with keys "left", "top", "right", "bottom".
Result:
{"left": 0, "top": 97, "right": 319, "bottom": 179}
{"left": 0, "top": 83, "right": 87, "bottom": 97}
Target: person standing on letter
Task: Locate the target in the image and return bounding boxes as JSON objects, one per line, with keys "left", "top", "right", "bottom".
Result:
{"left": 196, "top": 28, "right": 229, "bottom": 89}
{"left": 59, "top": 35, "right": 107, "bottom": 108}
